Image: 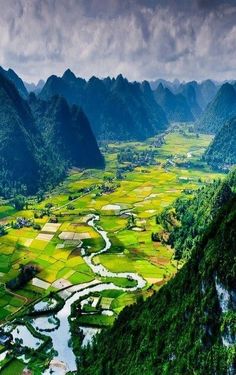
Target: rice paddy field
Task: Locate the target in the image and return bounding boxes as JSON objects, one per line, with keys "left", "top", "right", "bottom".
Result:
{"left": 0, "top": 126, "right": 224, "bottom": 373}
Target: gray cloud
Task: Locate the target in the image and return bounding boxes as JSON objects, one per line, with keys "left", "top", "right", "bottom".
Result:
{"left": 0, "top": 0, "right": 236, "bottom": 82}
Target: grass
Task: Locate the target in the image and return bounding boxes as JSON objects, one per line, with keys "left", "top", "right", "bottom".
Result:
{"left": 0, "top": 359, "right": 25, "bottom": 374}
{"left": 77, "top": 313, "right": 116, "bottom": 327}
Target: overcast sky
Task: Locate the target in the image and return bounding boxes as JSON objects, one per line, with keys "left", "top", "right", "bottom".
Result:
{"left": 0, "top": 0, "right": 236, "bottom": 83}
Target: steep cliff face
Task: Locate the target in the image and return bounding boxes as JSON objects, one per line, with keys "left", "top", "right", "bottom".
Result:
{"left": 79, "top": 188, "right": 236, "bottom": 375}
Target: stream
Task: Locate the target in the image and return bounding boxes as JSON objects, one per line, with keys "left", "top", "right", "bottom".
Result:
{"left": 10, "top": 215, "right": 146, "bottom": 373}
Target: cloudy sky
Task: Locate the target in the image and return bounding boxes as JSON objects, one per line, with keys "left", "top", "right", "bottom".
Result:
{"left": 0, "top": 0, "right": 236, "bottom": 83}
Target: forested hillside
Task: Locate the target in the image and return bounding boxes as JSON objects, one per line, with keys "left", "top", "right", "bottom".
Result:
{"left": 157, "top": 173, "right": 235, "bottom": 259}
{"left": 79, "top": 178, "right": 236, "bottom": 375}
{"left": 196, "top": 83, "right": 236, "bottom": 134}
{"left": 204, "top": 116, "right": 236, "bottom": 170}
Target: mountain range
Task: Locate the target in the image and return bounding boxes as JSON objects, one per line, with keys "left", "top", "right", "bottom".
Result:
{"left": 150, "top": 79, "right": 219, "bottom": 119}
{"left": 1, "top": 65, "right": 236, "bottom": 194}
{"left": 39, "top": 71, "right": 168, "bottom": 141}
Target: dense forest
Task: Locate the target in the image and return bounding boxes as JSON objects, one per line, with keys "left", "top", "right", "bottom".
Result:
{"left": 156, "top": 171, "right": 236, "bottom": 259}
{"left": 204, "top": 116, "right": 236, "bottom": 170}
{"left": 78, "top": 175, "right": 236, "bottom": 375}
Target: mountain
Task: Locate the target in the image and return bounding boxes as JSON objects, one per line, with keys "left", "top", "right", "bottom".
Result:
{"left": 153, "top": 83, "right": 194, "bottom": 122}
{"left": 79, "top": 175, "right": 236, "bottom": 375}
{"left": 0, "top": 66, "right": 28, "bottom": 98}
{"left": 198, "top": 79, "right": 219, "bottom": 109}
{"left": 204, "top": 116, "right": 236, "bottom": 170}
{"left": 175, "top": 81, "right": 203, "bottom": 118}
{"left": 0, "top": 72, "right": 104, "bottom": 197}
{"left": 196, "top": 83, "right": 236, "bottom": 134}
{"left": 40, "top": 71, "right": 168, "bottom": 141}
{"left": 29, "top": 94, "right": 104, "bottom": 169}
{"left": 24, "top": 79, "right": 45, "bottom": 94}
{"left": 151, "top": 79, "right": 218, "bottom": 119}
{"left": 0, "top": 73, "right": 46, "bottom": 196}
{"left": 149, "top": 78, "right": 181, "bottom": 91}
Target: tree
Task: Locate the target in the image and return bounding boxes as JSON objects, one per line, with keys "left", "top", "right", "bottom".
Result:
{"left": 12, "top": 195, "right": 26, "bottom": 210}
{"left": 0, "top": 225, "right": 7, "bottom": 236}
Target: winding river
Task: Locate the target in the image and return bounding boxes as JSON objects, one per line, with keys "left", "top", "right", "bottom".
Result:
{"left": 13, "top": 215, "right": 146, "bottom": 373}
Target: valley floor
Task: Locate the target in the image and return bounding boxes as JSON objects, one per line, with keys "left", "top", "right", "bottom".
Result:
{"left": 0, "top": 125, "right": 223, "bottom": 374}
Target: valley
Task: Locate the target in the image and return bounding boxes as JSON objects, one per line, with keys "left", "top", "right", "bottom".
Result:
{"left": 0, "top": 125, "right": 223, "bottom": 374}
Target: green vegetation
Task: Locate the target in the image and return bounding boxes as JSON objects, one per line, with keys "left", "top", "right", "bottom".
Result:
{"left": 0, "top": 359, "right": 25, "bottom": 375}
{"left": 79, "top": 185, "right": 236, "bottom": 375}
{"left": 196, "top": 82, "right": 236, "bottom": 134}
{"left": 204, "top": 116, "right": 236, "bottom": 170}
{"left": 157, "top": 173, "right": 234, "bottom": 259}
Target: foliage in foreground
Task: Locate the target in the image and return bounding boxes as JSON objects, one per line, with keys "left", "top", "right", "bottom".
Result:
{"left": 78, "top": 180, "right": 236, "bottom": 375}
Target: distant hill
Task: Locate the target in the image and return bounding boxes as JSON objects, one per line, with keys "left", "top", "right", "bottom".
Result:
{"left": 24, "top": 79, "right": 45, "bottom": 94}
{"left": 175, "top": 81, "right": 203, "bottom": 118}
{"left": 151, "top": 79, "right": 219, "bottom": 119}
{"left": 40, "top": 70, "right": 168, "bottom": 141}
{"left": 79, "top": 173, "right": 236, "bottom": 375}
{"left": 149, "top": 78, "right": 181, "bottom": 91}
{"left": 153, "top": 83, "right": 194, "bottom": 122}
{"left": 204, "top": 116, "right": 236, "bottom": 170}
{"left": 196, "top": 83, "right": 236, "bottom": 134}
{"left": 0, "top": 73, "right": 104, "bottom": 197}
{"left": 0, "top": 66, "right": 28, "bottom": 98}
